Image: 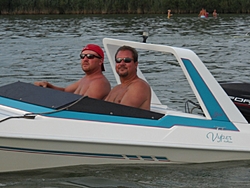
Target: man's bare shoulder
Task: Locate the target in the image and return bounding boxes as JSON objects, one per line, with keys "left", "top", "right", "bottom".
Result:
{"left": 92, "top": 75, "right": 110, "bottom": 85}
{"left": 79, "top": 75, "right": 110, "bottom": 99}
{"left": 129, "top": 78, "right": 150, "bottom": 90}
{"left": 83, "top": 74, "right": 108, "bottom": 82}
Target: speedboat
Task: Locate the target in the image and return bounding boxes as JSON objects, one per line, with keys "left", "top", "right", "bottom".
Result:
{"left": 1, "top": 38, "right": 250, "bottom": 173}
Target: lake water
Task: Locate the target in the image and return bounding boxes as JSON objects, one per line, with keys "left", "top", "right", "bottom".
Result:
{"left": 0, "top": 14, "right": 250, "bottom": 187}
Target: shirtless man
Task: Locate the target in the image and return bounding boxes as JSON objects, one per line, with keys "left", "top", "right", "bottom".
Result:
{"left": 167, "top": 9, "right": 172, "bottom": 19}
{"left": 198, "top": 8, "right": 206, "bottom": 17}
{"left": 213, "top": 9, "right": 218, "bottom": 17}
{"left": 34, "top": 44, "right": 111, "bottom": 100}
{"left": 105, "top": 46, "right": 151, "bottom": 110}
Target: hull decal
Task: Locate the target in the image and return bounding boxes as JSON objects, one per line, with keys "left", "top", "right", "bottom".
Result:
{"left": 0, "top": 146, "right": 170, "bottom": 163}
{"left": 182, "top": 58, "right": 232, "bottom": 122}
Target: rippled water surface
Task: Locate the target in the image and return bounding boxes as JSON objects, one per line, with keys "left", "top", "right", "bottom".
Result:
{"left": 0, "top": 14, "right": 250, "bottom": 187}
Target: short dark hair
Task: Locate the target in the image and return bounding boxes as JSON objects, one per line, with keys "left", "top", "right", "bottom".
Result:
{"left": 115, "top": 45, "right": 138, "bottom": 62}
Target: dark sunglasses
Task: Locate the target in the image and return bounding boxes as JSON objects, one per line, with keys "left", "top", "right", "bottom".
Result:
{"left": 115, "top": 57, "right": 133, "bottom": 63}
{"left": 80, "top": 54, "right": 101, "bottom": 59}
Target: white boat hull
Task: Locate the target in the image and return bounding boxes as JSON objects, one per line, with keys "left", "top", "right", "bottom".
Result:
{"left": 2, "top": 135, "right": 250, "bottom": 173}
{"left": 1, "top": 113, "right": 250, "bottom": 172}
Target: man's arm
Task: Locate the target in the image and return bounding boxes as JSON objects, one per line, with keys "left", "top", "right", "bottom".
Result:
{"left": 34, "top": 80, "right": 79, "bottom": 93}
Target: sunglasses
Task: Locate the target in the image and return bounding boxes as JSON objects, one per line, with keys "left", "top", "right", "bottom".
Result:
{"left": 115, "top": 57, "right": 133, "bottom": 63}
{"left": 80, "top": 54, "right": 101, "bottom": 59}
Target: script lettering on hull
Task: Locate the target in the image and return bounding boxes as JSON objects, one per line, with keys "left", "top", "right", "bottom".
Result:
{"left": 206, "top": 132, "right": 233, "bottom": 143}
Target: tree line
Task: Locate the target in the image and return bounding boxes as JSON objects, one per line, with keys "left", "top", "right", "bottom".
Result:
{"left": 1, "top": 0, "right": 250, "bottom": 15}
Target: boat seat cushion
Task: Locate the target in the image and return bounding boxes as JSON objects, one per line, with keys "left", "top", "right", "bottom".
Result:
{"left": 0, "top": 81, "right": 81, "bottom": 109}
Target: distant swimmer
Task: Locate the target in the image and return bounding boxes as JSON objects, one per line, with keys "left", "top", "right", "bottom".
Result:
{"left": 205, "top": 9, "right": 209, "bottom": 18}
{"left": 213, "top": 9, "right": 218, "bottom": 17}
{"left": 167, "top": 9, "right": 173, "bottom": 19}
{"left": 198, "top": 8, "right": 206, "bottom": 18}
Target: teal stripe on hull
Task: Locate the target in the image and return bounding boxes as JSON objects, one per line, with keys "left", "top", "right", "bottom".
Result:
{"left": 182, "top": 58, "right": 229, "bottom": 122}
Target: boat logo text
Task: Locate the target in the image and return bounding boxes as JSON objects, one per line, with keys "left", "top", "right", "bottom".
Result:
{"left": 206, "top": 132, "right": 233, "bottom": 143}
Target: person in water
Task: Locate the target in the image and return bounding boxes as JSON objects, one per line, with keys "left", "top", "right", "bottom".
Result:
{"left": 213, "top": 9, "right": 218, "bottom": 17}
{"left": 105, "top": 45, "right": 151, "bottom": 110}
{"left": 34, "top": 44, "right": 111, "bottom": 100}
{"left": 198, "top": 8, "right": 206, "bottom": 18}
{"left": 167, "top": 9, "right": 173, "bottom": 19}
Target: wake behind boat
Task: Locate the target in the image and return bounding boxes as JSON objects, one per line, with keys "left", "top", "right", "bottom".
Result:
{"left": 1, "top": 38, "right": 250, "bottom": 173}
